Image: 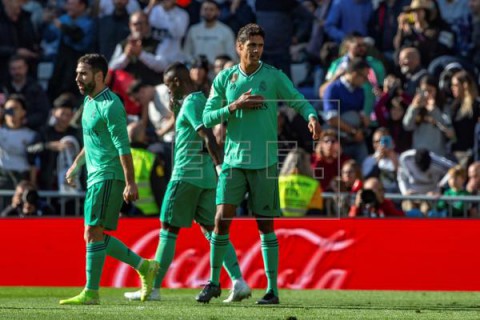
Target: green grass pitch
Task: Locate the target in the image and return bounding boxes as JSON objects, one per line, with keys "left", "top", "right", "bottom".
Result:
{"left": 1, "top": 287, "right": 480, "bottom": 319}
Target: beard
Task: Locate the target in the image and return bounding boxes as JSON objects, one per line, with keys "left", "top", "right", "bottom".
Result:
{"left": 77, "top": 80, "right": 95, "bottom": 96}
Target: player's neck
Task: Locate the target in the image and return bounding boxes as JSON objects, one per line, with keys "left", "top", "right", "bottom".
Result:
{"left": 88, "top": 84, "right": 108, "bottom": 99}
{"left": 240, "top": 61, "right": 261, "bottom": 75}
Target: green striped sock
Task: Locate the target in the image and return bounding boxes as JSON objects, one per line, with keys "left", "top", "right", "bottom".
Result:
{"left": 204, "top": 231, "right": 241, "bottom": 281}
{"left": 104, "top": 235, "right": 142, "bottom": 269}
{"left": 209, "top": 233, "right": 230, "bottom": 285}
{"left": 153, "top": 229, "right": 178, "bottom": 288}
{"left": 260, "top": 232, "right": 279, "bottom": 296}
{"left": 86, "top": 241, "right": 106, "bottom": 290}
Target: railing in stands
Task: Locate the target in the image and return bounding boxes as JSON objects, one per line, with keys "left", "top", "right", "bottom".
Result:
{"left": 0, "top": 191, "right": 478, "bottom": 218}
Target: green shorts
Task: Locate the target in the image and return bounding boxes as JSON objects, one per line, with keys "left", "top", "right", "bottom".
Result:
{"left": 216, "top": 164, "right": 281, "bottom": 217}
{"left": 160, "top": 180, "right": 215, "bottom": 228}
{"left": 84, "top": 180, "right": 125, "bottom": 231}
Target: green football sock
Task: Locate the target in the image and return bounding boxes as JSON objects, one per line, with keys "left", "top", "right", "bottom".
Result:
{"left": 104, "top": 235, "right": 142, "bottom": 269}
{"left": 204, "top": 231, "right": 241, "bottom": 281}
{"left": 153, "top": 229, "right": 178, "bottom": 288}
{"left": 260, "top": 232, "right": 279, "bottom": 296}
{"left": 85, "top": 241, "right": 106, "bottom": 291}
{"left": 209, "top": 233, "right": 230, "bottom": 285}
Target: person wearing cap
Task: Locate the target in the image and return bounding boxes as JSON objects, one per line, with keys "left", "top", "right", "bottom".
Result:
{"left": 394, "top": 0, "right": 455, "bottom": 65}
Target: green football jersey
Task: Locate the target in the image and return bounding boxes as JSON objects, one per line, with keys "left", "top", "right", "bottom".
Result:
{"left": 82, "top": 88, "right": 130, "bottom": 187}
{"left": 171, "top": 92, "right": 216, "bottom": 189}
{"left": 203, "top": 62, "right": 317, "bottom": 169}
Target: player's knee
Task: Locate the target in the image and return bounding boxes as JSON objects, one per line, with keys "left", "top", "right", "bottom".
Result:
{"left": 256, "top": 218, "right": 274, "bottom": 234}
{"left": 84, "top": 226, "right": 104, "bottom": 243}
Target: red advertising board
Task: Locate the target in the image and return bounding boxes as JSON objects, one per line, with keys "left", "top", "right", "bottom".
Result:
{"left": 1, "top": 218, "right": 480, "bottom": 290}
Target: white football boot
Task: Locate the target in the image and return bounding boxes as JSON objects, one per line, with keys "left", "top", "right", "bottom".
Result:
{"left": 124, "top": 288, "right": 161, "bottom": 301}
{"left": 223, "top": 278, "right": 252, "bottom": 303}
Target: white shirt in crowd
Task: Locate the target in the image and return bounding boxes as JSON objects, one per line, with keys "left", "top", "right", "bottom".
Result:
{"left": 183, "top": 20, "right": 237, "bottom": 64}
{"left": 0, "top": 127, "right": 36, "bottom": 172}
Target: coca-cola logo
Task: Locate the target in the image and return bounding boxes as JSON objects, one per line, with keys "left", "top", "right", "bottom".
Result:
{"left": 111, "top": 228, "right": 355, "bottom": 290}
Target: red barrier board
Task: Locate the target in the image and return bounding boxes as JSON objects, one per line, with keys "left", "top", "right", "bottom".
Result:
{"left": 1, "top": 218, "right": 480, "bottom": 290}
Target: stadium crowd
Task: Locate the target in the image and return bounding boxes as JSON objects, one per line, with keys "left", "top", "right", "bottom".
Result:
{"left": 0, "top": 0, "right": 480, "bottom": 217}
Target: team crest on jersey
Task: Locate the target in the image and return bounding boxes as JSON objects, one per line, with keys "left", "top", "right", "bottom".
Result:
{"left": 259, "top": 80, "right": 267, "bottom": 92}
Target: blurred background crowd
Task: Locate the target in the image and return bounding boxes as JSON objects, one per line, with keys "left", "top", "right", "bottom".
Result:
{"left": 0, "top": 0, "right": 479, "bottom": 218}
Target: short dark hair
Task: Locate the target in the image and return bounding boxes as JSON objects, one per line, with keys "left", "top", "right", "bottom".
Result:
{"left": 8, "top": 54, "right": 28, "bottom": 66}
{"left": 53, "top": 92, "right": 77, "bottom": 110}
{"left": 203, "top": 0, "right": 220, "bottom": 9}
{"left": 346, "top": 58, "right": 370, "bottom": 74}
{"left": 77, "top": 54, "right": 109, "bottom": 80}
{"left": 414, "top": 148, "right": 431, "bottom": 172}
{"left": 164, "top": 62, "right": 191, "bottom": 82}
{"left": 237, "top": 23, "right": 265, "bottom": 44}
{"left": 190, "top": 55, "right": 209, "bottom": 72}
{"left": 5, "top": 94, "right": 27, "bottom": 110}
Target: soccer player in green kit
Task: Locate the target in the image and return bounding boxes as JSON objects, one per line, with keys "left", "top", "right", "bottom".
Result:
{"left": 59, "top": 54, "right": 159, "bottom": 305}
{"left": 196, "top": 24, "right": 322, "bottom": 304}
{"left": 124, "top": 62, "right": 251, "bottom": 302}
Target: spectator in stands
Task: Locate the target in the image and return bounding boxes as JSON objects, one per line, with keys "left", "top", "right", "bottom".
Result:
{"left": 322, "top": 58, "right": 370, "bottom": 163}
{"left": 470, "top": 0, "right": 480, "bottom": 70}
{"left": 20, "top": 0, "right": 44, "bottom": 35}
{"left": 435, "top": 165, "right": 470, "bottom": 217}
{"left": 0, "top": 0, "right": 39, "bottom": 86}
{"left": 374, "top": 75, "right": 413, "bottom": 153}
{"left": 279, "top": 148, "right": 323, "bottom": 216}
{"left": 3, "top": 55, "right": 50, "bottom": 131}
{"left": 189, "top": 55, "right": 211, "bottom": 97}
{"left": 397, "top": 47, "right": 428, "bottom": 98}
{"left": 256, "top": 0, "right": 314, "bottom": 78}
{"left": 368, "top": 0, "right": 411, "bottom": 66}
{"left": 95, "top": 0, "right": 131, "bottom": 61}
{"left": 47, "top": 0, "right": 95, "bottom": 100}
{"left": 109, "top": 11, "right": 166, "bottom": 85}
{"left": 183, "top": 0, "right": 237, "bottom": 65}
{"left": 436, "top": 0, "right": 472, "bottom": 57}
{"left": 148, "top": 0, "right": 189, "bottom": 69}
{"left": 362, "top": 127, "right": 400, "bottom": 193}
{"left": 311, "top": 128, "right": 349, "bottom": 191}
{"left": 97, "top": 0, "right": 140, "bottom": 17}
{"left": 322, "top": 33, "right": 385, "bottom": 119}
{"left": 324, "top": 0, "right": 373, "bottom": 44}
{"left": 394, "top": 0, "right": 455, "bottom": 65}
{"left": 27, "top": 93, "right": 81, "bottom": 191}
{"left": 0, "top": 180, "right": 55, "bottom": 217}
{"left": 305, "top": 0, "right": 333, "bottom": 65}
{"left": 127, "top": 80, "right": 175, "bottom": 143}
{"left": 213, "top": 54, "right": 234, "bottom": 76}
{"left": 348, "top": 177, "right": 404, "bottom": 217}
{"left": 122, "top": 121, "right": 164, "bottom": 216}
{"left": 397, "top": 148, "right": 455, "bottom": 195}
{"left": 333, "top": 159, "right": 363, "bottom": 193}
{"left": 0, "top": 95, "right": 38, "bottom": 189}
{"left": 467, "top": 162, "right": 480, "bottom": 195}
{"left": 403, "top": 74, "right": 454, "bottom": 156}
{"left": 218, "top": 0, "right": 256, "bottom": 35}
{"left": 449, "top": 70, "right": 480, "bottom": 165}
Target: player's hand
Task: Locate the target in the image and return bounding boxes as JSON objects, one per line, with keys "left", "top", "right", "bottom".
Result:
{"left": 123, "top": 183, "right": 139, "bottom": 203}
{"left": 232, "top": 88, "right": 265, "bottom": 110}
{"left": 308, "top": 117, "right": 321, "bottom": 140}
{"left": 65, "top": 164, "right": 79, "bottom": 187}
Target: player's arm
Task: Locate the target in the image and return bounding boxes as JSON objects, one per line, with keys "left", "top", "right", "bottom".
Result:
{"left": 105, "top": 101, "right": 139, "bottom": 202}
{"left": 120, "top": 153, "right": 139, "bottom": 203}
{"left": 197, "top": 126, "right": 223, "bottom": 169}
{"left": 203, "top": 73, "right": 231, "bottom": 128}
{"left": 276, "top": 71, "right": 321, "bottom": 139}
{"left": 66, "top": 147, "right": 85, "bottom": 187}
